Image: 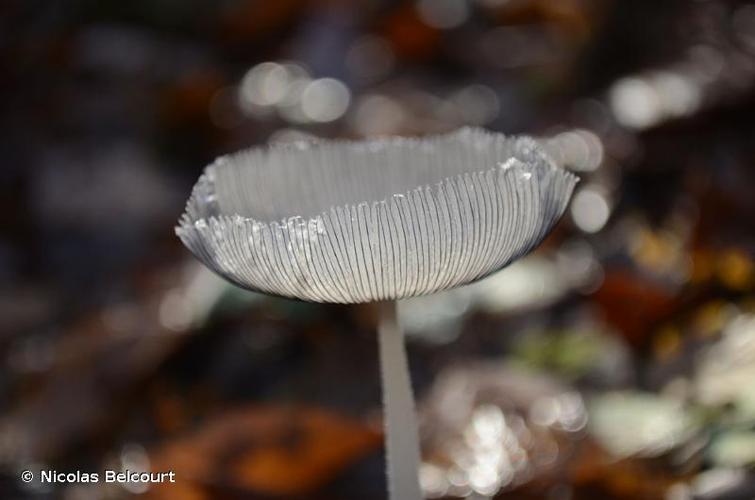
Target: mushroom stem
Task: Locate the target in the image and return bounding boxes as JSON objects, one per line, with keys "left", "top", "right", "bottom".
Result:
{"left": 377, "top": 300, "right": 423, "bottom": 500}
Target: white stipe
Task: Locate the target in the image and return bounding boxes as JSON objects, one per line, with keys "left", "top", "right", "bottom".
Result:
{"left": 378, "top": 300, "right": 423, "bottom": 500}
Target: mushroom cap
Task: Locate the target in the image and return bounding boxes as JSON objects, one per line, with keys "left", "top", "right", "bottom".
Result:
{"left": 176, "top": 128, "right": 578, "bottom": 303}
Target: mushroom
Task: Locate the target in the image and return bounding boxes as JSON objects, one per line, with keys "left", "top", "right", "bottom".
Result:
{"left": 176, "top": 127, "right": 577, "bottom": 500}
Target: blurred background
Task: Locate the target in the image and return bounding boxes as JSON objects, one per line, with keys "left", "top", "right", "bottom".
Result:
{"left": 2, "top": 0, "right": 755, "bottom": 499}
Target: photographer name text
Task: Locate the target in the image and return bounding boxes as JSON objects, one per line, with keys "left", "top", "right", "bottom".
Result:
{"left": 22, "top": 469, "right": 176, "bottom": 484}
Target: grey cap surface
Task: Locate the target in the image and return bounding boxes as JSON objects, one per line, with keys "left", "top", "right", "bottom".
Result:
{"left": 176, "top": 128, "right": 578, "bottom": 303}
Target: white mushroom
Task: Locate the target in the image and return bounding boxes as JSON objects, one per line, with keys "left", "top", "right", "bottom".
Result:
{"left": 176, "top": 127, "right": 577, "bottom": 500}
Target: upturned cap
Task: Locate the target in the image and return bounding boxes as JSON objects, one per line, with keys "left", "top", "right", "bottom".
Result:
{"left": 176, "top": 127, "right": 578, "bottom": 303}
